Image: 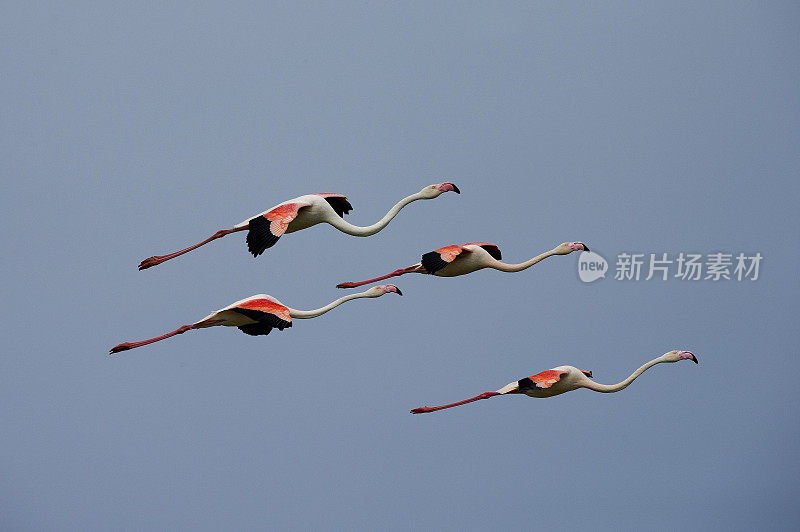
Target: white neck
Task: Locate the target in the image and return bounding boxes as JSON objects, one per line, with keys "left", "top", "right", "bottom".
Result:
{"left": 580, "top": 356, "right": 667, "bottom": 393}
{"left": 288, "top": 290, "right": 377, "bottom": 319}
{"left": 325, "top": 192, "right": 426, "bottom": 236}
{"left": 489, "top": 249, "right": 558, "bottom": 273}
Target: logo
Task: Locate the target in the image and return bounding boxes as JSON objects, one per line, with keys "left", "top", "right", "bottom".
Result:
{"left": 576, "top": 251, "right": 762, "bottom": 283}
{"left": 578, "top": 251, "right": 608, "bottom": 283}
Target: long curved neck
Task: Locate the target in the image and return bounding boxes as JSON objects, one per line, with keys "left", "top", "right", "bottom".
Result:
{"left": 325, "top": 192, "right": 426, "bottom": 236}
{"left": 288, "top": 291, "right": 374, "bottom": 319}
{"left": 581, "top": 356, "right": 666, "bottom": 393}
{"left": 490, "top": 249, "right": 558, "bottom": 273}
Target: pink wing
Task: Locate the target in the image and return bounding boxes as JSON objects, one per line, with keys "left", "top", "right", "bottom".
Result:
{"left": 230, "top": 298, "right": 293, "bottom": 336}
{"left": 246, "top": 201, "right": 310, "bottom": 257}
{"left": 517, "top": 369, "right": 567, "bottom": 391}
{"left": 420, "top": 244, "right": 468, "bottom": 274}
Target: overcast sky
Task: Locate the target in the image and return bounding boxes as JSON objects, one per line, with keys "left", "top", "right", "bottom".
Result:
{"left": 2, "top": 2, "right": 799, "bottom": 530}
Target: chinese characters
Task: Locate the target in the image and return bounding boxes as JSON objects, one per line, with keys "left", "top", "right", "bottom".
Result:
{"left": 613, "top": 252, "right": 762, "bottom": 281}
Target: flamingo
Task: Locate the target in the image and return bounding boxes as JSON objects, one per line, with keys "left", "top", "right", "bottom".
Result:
{"left": 410, "top": 350, "right": 698, "bottom": 414}
{"left": 109, "top": 284, "right": 402, "bottom": 354}
{"left": 138, "top": 183, "right": 460, "bottom": 270}
{"left": 336, "top": 241, "right": 589, "bottom": 288}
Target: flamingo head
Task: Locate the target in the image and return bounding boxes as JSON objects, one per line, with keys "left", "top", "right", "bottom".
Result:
{"left": 368, "top": 284, "right": 403, "bottom": 297}
{"left": 554, "top": 241, "right": 590, "bottom": 255}
{"left": 421, "top": 182, "right": 461, "bottom": 198}
{"left": 663, "top": 350, "right": 699, "bottom": 364}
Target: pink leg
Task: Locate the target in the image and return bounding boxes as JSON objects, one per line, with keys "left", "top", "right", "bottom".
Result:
{"left": 110, "top": 324, "right": 194, "bottom": 354}
{"left": 138, "top": 226, "right": 246, "bottom": 270}
{"left": 336, "top": 265, "right": 423, "bottom": 289}
{"left": 410, "top": 391, "right": 500, "bottom": 414}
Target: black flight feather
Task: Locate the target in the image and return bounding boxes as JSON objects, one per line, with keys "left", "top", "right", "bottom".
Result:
{"left": 246, "top": 216, "right": 281, "bottom": 257}
{"left": 231, "top": 307, "right": 292, "bottom": 337}
{"left": 420, "top": 250, "right": 452, "bottom": 274}
{"left": 323, "top": 196, "right": 353, "bottom": 219}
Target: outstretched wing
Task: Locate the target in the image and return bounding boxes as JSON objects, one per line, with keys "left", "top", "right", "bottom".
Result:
{"left": 246, "top": 201, "right": 311, "bottom": 257}
{"left": 517, "top": 369, "right": 567, "bottom": 391}
{"left": 465, "top": 242, "right": 502, "bottom": 260}
{"left": 231, "top": 298, "right": 293, "bottom": 336}
{"left": 315, "top": 193, "right": 353, "bottom": 219}
{"left": 420, "top": 245, "right": 469, "bottom": 274}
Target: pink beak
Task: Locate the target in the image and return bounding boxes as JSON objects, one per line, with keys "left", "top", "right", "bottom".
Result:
{"left": 567, "top": 242, "right": 590, "bottom": 252}
{"left": 678, "top": 351, "right": 698, "bottom": 364}
{"left": 436, "top": 182, "right": 460, "bottom": 194}
{"left": 377, "top": 284, "right": 403, "bottom": 296}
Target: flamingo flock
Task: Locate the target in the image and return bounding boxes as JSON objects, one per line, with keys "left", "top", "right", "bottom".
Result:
{"left": 113, "top": 182, "right": 698, "bottom": 414}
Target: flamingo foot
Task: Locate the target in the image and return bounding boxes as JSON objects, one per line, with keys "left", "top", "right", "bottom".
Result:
{"left": 138, "top": 256, "right": 165, "bottom": 270}
{"left": 109, "top": 343, "right": 134, "bottom": 354}
{"left": 336, "top": 282, "right": 359, "bottom": 289}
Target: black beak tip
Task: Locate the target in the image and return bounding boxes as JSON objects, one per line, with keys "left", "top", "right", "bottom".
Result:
{"left": 451, "top": 183, "right": 460, "bottom": 194}
{"left": 692, "top": 354, "right": 698, "bottom": 364}
{"left": 395, "top": 288, "right": 403, "bottom": 296}
{"left": 582, "top": 243, "right": 590, "bottom": 252}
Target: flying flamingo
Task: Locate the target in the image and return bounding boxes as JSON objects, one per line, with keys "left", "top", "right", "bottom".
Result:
{"left": 109, "top": 284, "right": 402, "bottom": 354}
{"left": 336, "top": 241, "right": 589, "bottom": 288}
{"left": 410, "top": 350, "right": 698, "bottom": 414}
{"left": 138, "top": 183, "right": 460, "bottom": 270}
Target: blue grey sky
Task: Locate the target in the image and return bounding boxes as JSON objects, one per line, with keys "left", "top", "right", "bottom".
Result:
{"left": 2, "top": 2, "right": 799, "bottom": 530}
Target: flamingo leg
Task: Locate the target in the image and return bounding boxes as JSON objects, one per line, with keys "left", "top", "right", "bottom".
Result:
{"left": 336, "top": 265, "right": 424, "bottom": 289}
{"left": 138, "top": 226, "right": 246, "bottom": 270}
{"left": 110, "top": 324, "right": 195, "bottom": 354}
{"left": 410, "top": 391, "right": 500, "bottom": 414}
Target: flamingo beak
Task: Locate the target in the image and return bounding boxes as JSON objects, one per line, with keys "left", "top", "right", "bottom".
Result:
{"left": 690, "top": 353, "right": 698, "bottom": 364}
{"left": 437, "top": 182, "right": 460, "bottom": 194}
{"left": 385, "top": 284, "right": 402, "bottom": 296}
{"left": 581, "top": 243, "right": 590, "bottom": 252}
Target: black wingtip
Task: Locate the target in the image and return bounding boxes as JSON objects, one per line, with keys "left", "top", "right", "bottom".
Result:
{"left": 246, "top": 216, "right": 280, "bottom": 257}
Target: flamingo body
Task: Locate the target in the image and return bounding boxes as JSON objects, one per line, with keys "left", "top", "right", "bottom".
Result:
{"left": 194, "top": 294, "right": 293, "bottom": 335}
{"left": 236, "top": 194, "right": 354, "bottom": 257}
{"left": 498, "top": 367, "right": 594, "bottom": 398}
{"left": 420, "top": 243, "right": 503, "bottom": 277}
